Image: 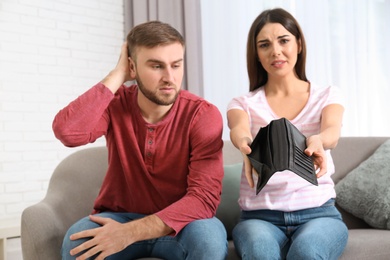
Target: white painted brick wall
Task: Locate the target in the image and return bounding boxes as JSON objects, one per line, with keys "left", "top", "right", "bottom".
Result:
{"left": 0, "top": 0, "right": 125, "bottom": 222}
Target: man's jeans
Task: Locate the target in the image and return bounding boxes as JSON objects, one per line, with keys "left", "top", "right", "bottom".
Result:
{"left": 61, "top": 212, "right": 228, "bottom": 260}
{"left": 233, "top": 199, "right": 348, "bottom": 260}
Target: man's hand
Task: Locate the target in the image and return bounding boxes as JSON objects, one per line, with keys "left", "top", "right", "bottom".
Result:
{"left": 69, "top": 214, "right": 173, "bottom": 259}
{"left": 102, "top": 42, "right": 135, "bottom": 94}
{"left": 69, "top": 215, "right": 132, "bottom": 260}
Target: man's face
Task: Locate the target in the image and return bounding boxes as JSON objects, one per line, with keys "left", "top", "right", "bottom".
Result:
{"left": 131, "top": 42, "right": 184, "bottom": 106}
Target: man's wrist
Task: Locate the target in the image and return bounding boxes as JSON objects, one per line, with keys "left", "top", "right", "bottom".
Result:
{"left": 123, "top": 214, "right": 173, "bottom": 244}
{"left": 101, "top": 70, "right": 126, "bottom": 94}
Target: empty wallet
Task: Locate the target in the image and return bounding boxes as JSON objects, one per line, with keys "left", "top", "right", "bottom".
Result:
{"left": 248, "top": 118, "right": 318, "bottom": 195}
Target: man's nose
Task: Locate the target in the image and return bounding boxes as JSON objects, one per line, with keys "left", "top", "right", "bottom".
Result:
{"left": 162, "top": 68, "right": 175, "bottom": 83}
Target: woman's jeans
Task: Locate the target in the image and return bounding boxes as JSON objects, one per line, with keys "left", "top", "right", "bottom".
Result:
{"left": 233, "top": 199, "right": 348, "bottom": 260}
{"left": 61, "top": 212, "right": 228, "bottom": 260}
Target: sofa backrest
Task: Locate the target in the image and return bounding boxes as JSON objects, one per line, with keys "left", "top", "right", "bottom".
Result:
{"left": 330, "top": 137, "right": 389, "bottom": 184}
{"left": 222, "top": 140, "right": 242, "bottom": 165}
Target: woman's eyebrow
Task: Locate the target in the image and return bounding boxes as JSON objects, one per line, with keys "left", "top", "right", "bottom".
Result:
{"left": 258, "top": 39, "right": 269, "bottom": 43}
{"left": 258, "top": 34, "right": 290, "bottom": 43}
{"left": 277, "top": 34, "right": 290, "bottom": 39}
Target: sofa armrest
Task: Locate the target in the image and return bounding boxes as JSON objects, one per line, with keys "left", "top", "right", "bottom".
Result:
{"left": 21, "top": 202, "right": 65, "bottom": 260}
{"left": 21, "top": 147, "right": 108, "bottom": 260}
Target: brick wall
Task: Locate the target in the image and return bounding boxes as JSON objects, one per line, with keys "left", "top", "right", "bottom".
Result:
{"left": 0, "top": 0, "right": 124, "bottom": 220}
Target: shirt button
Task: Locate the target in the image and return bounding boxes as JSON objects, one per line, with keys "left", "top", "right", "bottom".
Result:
{"left": 148, "top": 140, "right": 153, "bottom": 145}
{"left": 148, "top": 128, "right": 154, "bottom": 132}
{"left": 147, "top": 152, "right": 152, "bottom": 157}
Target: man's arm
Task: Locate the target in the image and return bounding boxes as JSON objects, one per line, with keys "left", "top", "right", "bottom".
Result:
{"left": 52, "top": 83, "right": 113, "bottom": 146}
{"left": 52, "top": 43, "right": 133, "bottom": 147}
{"left": 155, "top": 102, "right": 224, "bottom": 234}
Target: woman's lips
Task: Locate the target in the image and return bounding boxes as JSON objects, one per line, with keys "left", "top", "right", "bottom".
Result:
{"left": 271, "top": 60, "right": 286, "bottom": 68}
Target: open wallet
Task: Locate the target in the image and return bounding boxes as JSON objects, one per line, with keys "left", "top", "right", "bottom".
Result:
{"left": 248, "top": 118, "right": 318, "bottom": 195}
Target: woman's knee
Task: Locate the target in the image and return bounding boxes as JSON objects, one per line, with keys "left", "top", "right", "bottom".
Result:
{"left": 288, "top": 218, "right": 348, "bottom": 260}
{"left": 233, "top": 219, "right": 285, "bottom": 259}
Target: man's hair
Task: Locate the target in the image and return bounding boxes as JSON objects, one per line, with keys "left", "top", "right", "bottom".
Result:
{"left": 246, "top": 8, "right": 307, "bottom": 91}
{"left": 126, "top": 20, "right": 185, "bottom": 60}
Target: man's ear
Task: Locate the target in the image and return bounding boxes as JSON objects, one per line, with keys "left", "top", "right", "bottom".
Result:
{"left": 128, "top": 57, "right": 136, "bottom": 78}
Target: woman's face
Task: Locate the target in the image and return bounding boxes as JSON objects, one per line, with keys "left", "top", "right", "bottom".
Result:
{"left": 256, "top": 22, "right": 301, "bottom": 79}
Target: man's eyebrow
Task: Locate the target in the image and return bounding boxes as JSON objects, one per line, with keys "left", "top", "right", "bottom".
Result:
{"left": 257, "top": 34, "right": 290, "bottom": 43}
{"left": 146, "top": 58, "right": 184, "bottom": 64}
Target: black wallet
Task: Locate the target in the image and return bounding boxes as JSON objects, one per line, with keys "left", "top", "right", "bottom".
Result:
{"left": 247, "top": 118, "right": 318, "bottom": 194}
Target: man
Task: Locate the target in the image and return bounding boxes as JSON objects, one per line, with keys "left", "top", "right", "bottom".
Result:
{"left": 53, "top": 21, "right": 227, "bottom": 260}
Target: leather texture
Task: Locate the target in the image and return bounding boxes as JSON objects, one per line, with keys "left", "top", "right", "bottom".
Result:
{"left": 248, "top": 118, "right": 317, "bottom": 194}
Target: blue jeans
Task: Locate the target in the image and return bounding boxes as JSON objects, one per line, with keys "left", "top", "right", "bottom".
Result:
{"left": 61, "top": 212, "right": 227, "bottom": 260}
{"left": 233, "top": 199, "right": 348, "bottom": 260}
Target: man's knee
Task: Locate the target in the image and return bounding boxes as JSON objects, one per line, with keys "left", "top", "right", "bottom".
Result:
{"left": 61, "top": 216, "right": 100, "bottom": 259}
{"left": 181, "top": 217, "right": 228, "bottom": 258}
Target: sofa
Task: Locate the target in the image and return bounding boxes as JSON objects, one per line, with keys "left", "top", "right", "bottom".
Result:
{"left": 21, "top": 137, "right": 390, "bottom": 260}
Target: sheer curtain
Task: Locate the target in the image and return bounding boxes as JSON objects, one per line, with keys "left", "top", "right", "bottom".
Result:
{"left": 200, "top": 0, "right": 390, "bottom": 139}
{"left": 327, "top": 0, "right": 390, "bottom": 136}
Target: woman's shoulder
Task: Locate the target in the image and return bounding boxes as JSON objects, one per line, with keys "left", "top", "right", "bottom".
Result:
{"left": 227, "top": 88, "right": 265, "bottom": 110}
{"left": 310, "top": 82, "right": 344, "bottom": 104}
{"left": 310, "top": 83, "right": 342, "bottom": 96}
{"left": 235, "top": 87, "right": 264, "bottom": 100}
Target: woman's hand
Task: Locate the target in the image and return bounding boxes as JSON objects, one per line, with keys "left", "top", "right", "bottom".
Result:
{"left": 305, "top": 135, "right": 327, "bottom": 178}
{"left": 238, "top": 137, "right": 258, "bottom": 188}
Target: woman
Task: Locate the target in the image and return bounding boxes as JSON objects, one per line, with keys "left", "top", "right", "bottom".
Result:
{"left": 227, "top": 8, "right": 348, "bottom": 259}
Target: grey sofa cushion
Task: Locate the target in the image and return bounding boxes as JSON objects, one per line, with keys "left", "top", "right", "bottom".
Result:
{"left": 216, "top": 163, "right": 242, "bottom": 239}
{"left": 335, "top": 139, "right": 390, "bottom": 229}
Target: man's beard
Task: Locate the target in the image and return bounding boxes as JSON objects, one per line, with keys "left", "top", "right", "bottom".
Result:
{"left": 136, "top": 76, "right": 179, "bottom": 106}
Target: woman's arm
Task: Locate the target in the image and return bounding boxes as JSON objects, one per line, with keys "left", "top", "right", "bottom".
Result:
{"left": 305, "top": 103, "right": 344, "bottom": 177}
{"left": 227, "top": 109, "right": 256, "bottom": 188}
